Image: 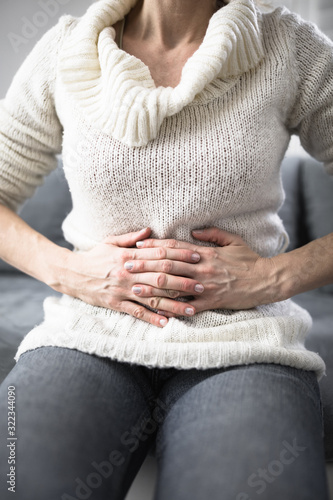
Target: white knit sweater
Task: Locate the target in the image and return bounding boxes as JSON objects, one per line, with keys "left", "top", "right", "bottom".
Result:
{"left": 1, "top": 0, "right": 332, "bottom": 378}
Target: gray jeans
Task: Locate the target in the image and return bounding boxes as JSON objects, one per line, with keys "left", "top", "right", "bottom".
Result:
{"left": 0, "top": 346, "right": 329, "bottom": 500}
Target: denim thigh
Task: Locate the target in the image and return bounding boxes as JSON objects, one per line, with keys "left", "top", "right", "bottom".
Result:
{"left": 0, "top": 346, "right": 161, "bottom": 500}
{"left": 0, "top": 349, "right": 328, "bottom": 500}
{"left": 153, "top": 363, "right": 329, "bottom": 500}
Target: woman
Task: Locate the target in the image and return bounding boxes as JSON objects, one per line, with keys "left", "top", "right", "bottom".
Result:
{"left": 0, "top": 0, "right": 332, "bottom": 498}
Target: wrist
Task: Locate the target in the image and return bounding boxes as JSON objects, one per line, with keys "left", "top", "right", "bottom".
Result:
{"left": 264, "top": 248, "right": 316, "bottom": 303}
{"left": 269, "top": 235, "right": 333, "bottom": 298}
{"left": 43, "top": 244, "right": 76, "bottom": 293}
{"left": 257, "top": 255, "right": 290, "bottom": 304}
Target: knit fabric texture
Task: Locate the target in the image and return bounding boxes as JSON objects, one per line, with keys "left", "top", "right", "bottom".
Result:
{"left": 1, "top": 0, "right": 332, "bottom": 378}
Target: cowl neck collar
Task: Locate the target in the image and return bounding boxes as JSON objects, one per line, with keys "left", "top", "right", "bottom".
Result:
{"left": 59, "top": 0, "right": 264, "bottom": 146}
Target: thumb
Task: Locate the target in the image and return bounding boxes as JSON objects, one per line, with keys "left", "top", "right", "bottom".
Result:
{"left": 103, "top": 227, "right": 151, "bottom": 247}
{"left": 192, "top": 227, "right": 243, "bottom": 246}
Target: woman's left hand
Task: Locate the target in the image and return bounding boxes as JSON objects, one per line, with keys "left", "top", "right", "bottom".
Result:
{"left": 126, "top": 227, "right": 280, "bottom": 316}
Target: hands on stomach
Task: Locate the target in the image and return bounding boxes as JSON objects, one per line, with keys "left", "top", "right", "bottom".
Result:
{"left": 67, "top": 227, "right": 273, "bottom": 328}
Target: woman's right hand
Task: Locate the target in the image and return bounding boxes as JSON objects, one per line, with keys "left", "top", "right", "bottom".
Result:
{"left": 58, "top": 228, "right": 204, "bottom": 327}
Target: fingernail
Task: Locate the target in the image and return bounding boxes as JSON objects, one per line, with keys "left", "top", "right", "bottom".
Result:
{"left": 160, "top": 318, "right": 168, "bottom": 327}
{"left": 192, "top": 229, "right": 204, "bottom": 234}
{"left": 136, "top": 241, "right": 144, "bottom": 248}
{"left": 185, "top": 307, "right": 195, "bottom": 316}
{"left": 194, "top": 284, "right": 204, "bottom": 293}
{"left": 191, "top": 252, "right": 200, "bottom": 262}
{"left": 124, "top": 262, "right": 133, "bottom": 270}
{"left": 139, "top": 228, "right": 148, "bottom": 233}
{"left": 133, "top": 286, "right": 142, "bottom": 294}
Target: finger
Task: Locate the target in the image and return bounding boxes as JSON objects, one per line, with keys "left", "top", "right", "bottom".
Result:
{"left": 120, "top": 300, "right": 168, "bottom": 328}
{"left": 129, "top": 272, "right": 204, "bottom": 295}
{"left": 136, "top": 238, "right": 199, "bottom": 251}
{"left": 180, "top": 298, "right": 206, "bottom": 314}
{"left": 129, "top": 247, "right": 201, "bottom": 264}
{"left": 156, "top": 310, "right": 177, "bottom": 318}
{"left": 192, "top": 227, "right": 244, "bottom": 246}
{"left": 132, "top": 284, "right": 202, "bottom": 299}
{"left": 124, "top": 259, "right": 201, "bottom": 277}
{"left": 138, "top": 296, "right": 196, "bottom": 317}
{"left": 104, "top": 228, "right": 151, "bottom": 247}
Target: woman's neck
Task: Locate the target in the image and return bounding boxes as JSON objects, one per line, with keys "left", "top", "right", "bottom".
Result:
{"left": 125, "top": 0, "right": 219, "bottom": 50}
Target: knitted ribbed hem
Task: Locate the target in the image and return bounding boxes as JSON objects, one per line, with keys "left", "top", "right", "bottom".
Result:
{"left": 14, "top": 296, "right": 326, "bottom": 380}
{"left": 14, "top": 330, "right": 326, "bottom": 380}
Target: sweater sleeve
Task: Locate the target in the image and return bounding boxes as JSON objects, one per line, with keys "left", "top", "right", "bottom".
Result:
{"left": 0, "top": 16, "right": 73, "bottom": 212}
{"left": 282, "top": 10, "right": 333, "bottom": 175}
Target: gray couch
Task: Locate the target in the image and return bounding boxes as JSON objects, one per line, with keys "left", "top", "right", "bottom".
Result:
{"left": 0, "top": 155, "right": 332, "bottom": 464}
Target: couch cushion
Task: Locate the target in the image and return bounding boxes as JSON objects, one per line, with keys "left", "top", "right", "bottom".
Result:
{"left": 301, "top": 159, "right": 333, "bottom": 293}
{"left": 0, "top": 275, "right": 61, "bottom": 382}
{"left": 293, "top": 291, "right": 333, "bottom": 460}
{"left": 0, "top": 160, "right": 72, "bottom": 273}
{"left": 278, "top": 157, "right": 303, "bottom": 251}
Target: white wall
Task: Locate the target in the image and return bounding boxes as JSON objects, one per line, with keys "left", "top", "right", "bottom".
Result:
{"left": 0, "top": 0, "right": 92, "bottom": 99}
{"left": 271, "top": 0, "right": 333, "bottom": 38}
